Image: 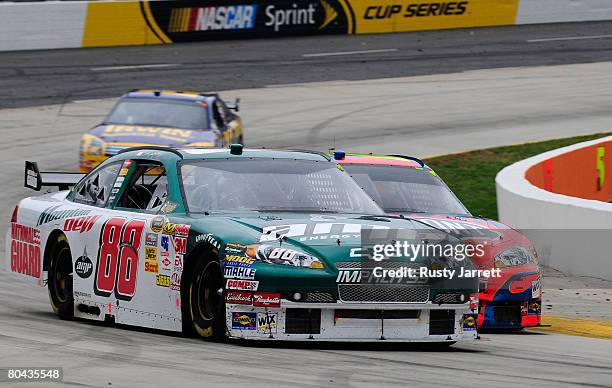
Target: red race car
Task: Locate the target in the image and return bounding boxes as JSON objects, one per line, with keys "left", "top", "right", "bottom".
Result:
{"left": 336, "top": 152, "right": 542, "bottom": 330}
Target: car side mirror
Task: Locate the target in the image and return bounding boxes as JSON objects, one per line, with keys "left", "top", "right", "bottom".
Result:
{"left": 228, "top": 98, "right": 240, "bottom": 112}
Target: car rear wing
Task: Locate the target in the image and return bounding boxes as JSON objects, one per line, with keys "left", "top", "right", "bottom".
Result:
{"left": 24, "top": 161, "right": 85, "bottom": 191}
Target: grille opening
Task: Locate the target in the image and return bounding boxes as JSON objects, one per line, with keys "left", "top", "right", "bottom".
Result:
{"left": 492, "top": 302, "right": 522, "bottom": 324}
{"left": 285, "top": 309, "right": 321, "bottom": 334}
{"left": 433, "top": 293, "right": 465, "bottom": 304}
{"left": 335, "top": 310, "right": 420, "bottom": 320}
{"left": 429, "top": 309, "right": 455, "bottom": 335}
{"left": 338, "top": 285, "right": 429, "bottom": 303}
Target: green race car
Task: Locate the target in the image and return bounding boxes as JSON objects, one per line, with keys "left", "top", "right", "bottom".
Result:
{"left": 6, "top": 145, "right": 478, "bottom": 343}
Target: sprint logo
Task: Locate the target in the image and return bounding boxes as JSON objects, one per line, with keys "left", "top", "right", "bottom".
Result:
{"left": 265, "top": 0, "right": 338, "bottom": 32}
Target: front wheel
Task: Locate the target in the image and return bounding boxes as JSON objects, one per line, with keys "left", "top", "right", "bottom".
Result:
{"left": 188, "top": 260, "right": 226, "bottom": 341}
{"left": 47, "top": 239, "right": 74, "bottom": 320}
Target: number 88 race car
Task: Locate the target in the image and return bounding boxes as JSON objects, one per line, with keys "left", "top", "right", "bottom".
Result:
{"left": 6, "top": 146, "right": 478, "bottom": 343}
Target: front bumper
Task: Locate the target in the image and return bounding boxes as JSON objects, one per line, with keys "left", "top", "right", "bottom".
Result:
{"left": 226, "top": 301, "right": 477, "bottom": 342}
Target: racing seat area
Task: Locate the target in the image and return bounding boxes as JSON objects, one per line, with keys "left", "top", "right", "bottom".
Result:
{"left": 115, "top": 162, "right": 168, "bottom": 212}
{"left": 123, "top": 184, "right": 153, "bottom": 210}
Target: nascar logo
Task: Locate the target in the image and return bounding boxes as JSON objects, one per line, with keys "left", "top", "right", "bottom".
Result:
{"left": 169, "top": 5, "right": 257, "bottom": 33}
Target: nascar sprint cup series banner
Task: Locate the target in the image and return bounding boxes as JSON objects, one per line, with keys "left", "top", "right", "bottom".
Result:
{"left": 145, "top": 0, "right": 352, "bottom": 41}
{"left": 79, "top": 0, "right": 519, "bottom": 47}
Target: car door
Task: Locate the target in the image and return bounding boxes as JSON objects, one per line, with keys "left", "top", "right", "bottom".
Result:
{"left": 105, "top": 158, "right": 183, "bottom": 332}
{"left": 62, "top": 158, "right": 179, "bottom": 331}
{"left": 65, "top": 159, "right": 127, "bottom": 321}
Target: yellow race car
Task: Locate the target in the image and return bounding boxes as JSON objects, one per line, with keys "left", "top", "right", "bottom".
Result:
{"left": 80, "top": 89, "right": 242, "bottom": 172}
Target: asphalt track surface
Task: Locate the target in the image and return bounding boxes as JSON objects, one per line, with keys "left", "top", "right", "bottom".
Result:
{"left": 3, "top": 21, "right": 612, "bottom": 108}
{"left": 2, "top": 22, "right": 612, "bottom": 387}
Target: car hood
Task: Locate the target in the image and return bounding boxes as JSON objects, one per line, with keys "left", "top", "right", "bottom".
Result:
{"left": 89, "top": 124, "right": 216, "bottom": 146}
{"left": 183, "top": 212, "right": 470, "bottom": 268}
{"left": 404, "top": 213, "right": 536, "bottom": 268}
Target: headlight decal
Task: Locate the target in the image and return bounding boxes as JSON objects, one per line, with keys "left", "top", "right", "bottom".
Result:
{"left": 494, "top": 246, "right": 536, "bottom": 268}
{"left": 249, "top": 244, "right": 325, "bottom": 269}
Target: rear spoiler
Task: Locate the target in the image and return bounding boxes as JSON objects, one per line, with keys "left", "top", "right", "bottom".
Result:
{"left": 24, "top": 161, "right": 85, "bottom": 191}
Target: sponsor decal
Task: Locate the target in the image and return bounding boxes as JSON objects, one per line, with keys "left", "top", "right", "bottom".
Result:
{"left": 161, "top": 201, "right": 178, "bottom": 214}
{"left": 257, "top": 313, "right": 277, "bottom": 334}
{"left": 162, "top": 223, "right": 177, "bottom": 236}
{"left": 226, "top": 279, "right": 259, "bottom": 291}
{"left": 145, "top": 246, "right": 158, "bottom": 260}
{"left": 119, "top": 168, "right": 129, "bottom": 177}
{"left": 174, "top": 256, "right": 183, "bottom": 270}
{"left": 224, "top": 266, "right": 256, "bottom": 280}
{"left": 161, "top": 235, "right": 170, "bottom": 252}
{"left": 145, "top": 261, "right": 159, "bottom": 274}
{"left": 150, "top": 216, "right": 165, "bottom": 233}
{"left": 336, "top": 268, "right": 426, "bottom": 284}
{"left": 146, "top": 0, "right": 350, "bottom": 43}
{"left": 253, "top": 292, "right": 281, "bottom": 308}
{"left": 174, "top": 237, "right": 187, "bottom": 255}
{"left": 224, "top": 254, "right": 255, "bottom": 268}
{"left": 353, "top": 0, "right": 518, "bottom": 34}
{"left": 226, "top": 291, "right": 253, "bottom": 305}
{"left": 10, "top": 223, "right": 41, "bottom": 278}
{"left": 225, "top": 242, "right": 247, "bottom": 254}
{"left": 364, "top": 1, "right": 467, "bottom": 21}
{"left": 145, "top": 233, "right": 158, "bottom": 246}
{"left": 75, "top": 248, "right": 93, "bottom": 279}
{"left": 463, "top": 314, "right": 477, "bottom": 331}
{"left": 528, "top": 300, "right": 541, "bottom": 315}
{"left": 175, "top": 224, "right": 190, "bottom": 237}
{"left": 63, "top": 215, "right": 100, "bottom": 234}
{"left": 103, "top": 125, "right": 193, "bottom": 140}
{"left": 168, "top": 5, "right": 257, "bottom": 32}
{"left": 232, "top": 312, "right": 257, "bottom": 330}
{"left": 37, "top": 205, "right": 90, "bottom": 226}
{"left": 531, "top": 278, "right": 542, "bottom": 299}
{"left": 170, "top": 272, "right": 181, "bottom": 291}
{"left": 260, "top": 222, "right": 389, "bottom": 242}
{"left": 161, "top": 257, "right": 172, "bottom": 272}
{"left": 74, "top": 290, "right": 92, "bottom": 299}
{"left": 156, "top": 274, "right": 171, "bottom": 287}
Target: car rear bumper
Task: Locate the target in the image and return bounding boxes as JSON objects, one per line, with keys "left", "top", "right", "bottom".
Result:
{"left": 478, "top": 298, "right": 542, "bottom": 329}
{"left": 226, "top": 301, "right": 478, "bottom": 342}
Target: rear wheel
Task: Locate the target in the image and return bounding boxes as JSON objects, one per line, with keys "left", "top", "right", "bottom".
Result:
{"left": 188, "top": 260, "right": 226, "bottom": 340}
{"left": 48, "top": 239, "right": 74, "bottom": 320}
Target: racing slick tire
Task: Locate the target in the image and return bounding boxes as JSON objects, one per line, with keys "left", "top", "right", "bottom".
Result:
{"left": 47, "top": 238, "right": 74, "bottom": 320}
{"left": 188, "top": 259, "right": 226, "bottom": 341}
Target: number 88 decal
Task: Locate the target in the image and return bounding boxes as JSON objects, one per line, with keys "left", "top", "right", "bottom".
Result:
{"left": 94, "top": 217, "right": 145, "bottom": 301}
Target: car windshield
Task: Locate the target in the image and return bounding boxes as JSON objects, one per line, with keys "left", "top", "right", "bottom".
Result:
{"left": 181, "top": 158, "right": 384, "bottom": 214}
{"left": 105, "top": 98, "right": 209, "bottom": 130}
{"left": 343, "top": 164, "right": 470, "bottom": 215}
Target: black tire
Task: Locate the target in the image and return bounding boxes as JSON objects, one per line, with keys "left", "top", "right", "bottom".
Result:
{"left": 47, "top": 239, "right": 74, "bottom": 320}
{"left": 188, "top": 260, "right": 226, "bottom": 341}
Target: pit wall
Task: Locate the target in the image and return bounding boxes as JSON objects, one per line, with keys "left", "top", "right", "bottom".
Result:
{"left": 496, "top": 136, "right": 612, "bottom": 281}
{"left": 3, "top": 0, "right": 612, "bottom": 51}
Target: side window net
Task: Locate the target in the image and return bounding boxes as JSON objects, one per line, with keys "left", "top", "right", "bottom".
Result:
{"left": 73, "top": 163, "right": 121, "bottom": 207}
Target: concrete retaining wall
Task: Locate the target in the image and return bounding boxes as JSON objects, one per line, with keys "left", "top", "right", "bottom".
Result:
{"left": 496, "top": 136, "right": 612, "bottom": 281}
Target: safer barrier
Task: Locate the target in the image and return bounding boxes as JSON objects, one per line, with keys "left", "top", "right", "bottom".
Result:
{"left": 496, "top": 136, "right": 612, "bottom": 281}
{"left": 3, "top": 0, "right": 612, "bottom": 51}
